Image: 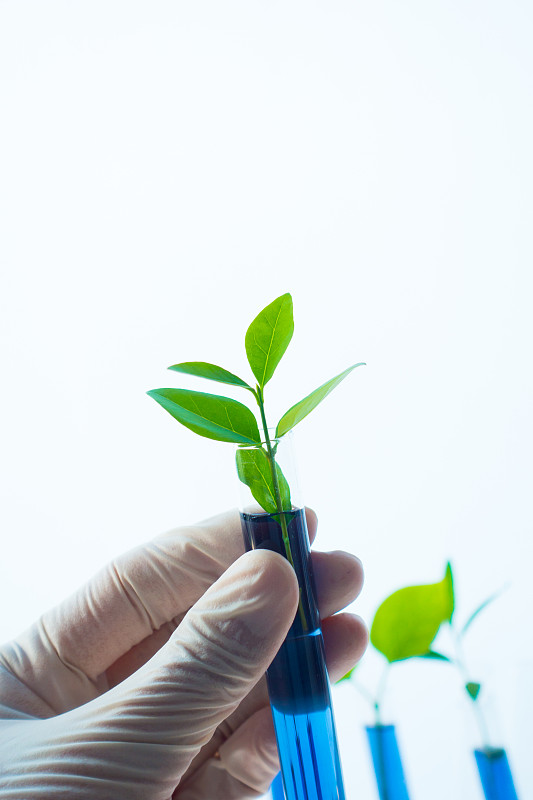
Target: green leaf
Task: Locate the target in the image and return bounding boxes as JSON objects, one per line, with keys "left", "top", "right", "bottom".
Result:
{"left": 336, "top": 666, "right": 358, "bottom": 684}
{"left": 245, "top": 293, "right": 294, "bottom": 388}
{"left": 276, "top": 363, "right": 365, "bottom": 438}
{"left": 466, "top": 681, "right": 481, "bottom": 700}
{"left": 168, "top": 362, "right": 253, "bottom": 391}
{"left": 147, "top": 388, "right": 261, "bottom": 444}
{"left": 444, "top": 562, "right": 455, "bottom": 622}
{"left": 370, "top": 564, "right": 454, "bottom": 663}
{"left": 419, "top": 650, "right": 452, "bottom": 662}
{"left": 235, "top": 446, "right": 291, "bottom": 513}
{"left": 460, "top": 585, "right": 508, "bottom": 638}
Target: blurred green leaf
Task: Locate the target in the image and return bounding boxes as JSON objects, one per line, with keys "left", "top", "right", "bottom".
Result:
{"left": 147, "top": 388, "right": 261, "bottom": 444}
{"left": 276, "top": 363, "right": 365, "bottom": 437}
{"left": 245, "top": 293, "right": 294, "bottom": 388}
{"left": 444, "top": 562, "right": 455, "bottom": 622}
{"left": 370, "top": 564, "right": 454, "bottom": 663}
{"left": 235, "top": 446, "right": 291, "bottom": 513}
{"left": 336, "top": 666, "right": 358, "bottom": 684}
{"left": 466, "top": 681, "right": 481, "bottom": 700}
{"left": 168, "top": 362, "right": 253, "bottom": 391}
{"left": 419, "top": 650, "right": 452, "bottom": 662}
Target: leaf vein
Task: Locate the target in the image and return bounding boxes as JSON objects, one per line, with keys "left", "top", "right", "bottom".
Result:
{"left": 224, "top": 406, "right": 237, "bottom": 433}
{"left": 252, "top": 332, "right": 269, "bottom": 357}
{"left": 261, "top": 303, "right": 283, "bottom": 385}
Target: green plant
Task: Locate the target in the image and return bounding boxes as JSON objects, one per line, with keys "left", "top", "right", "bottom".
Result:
{"left": 339, "top": 564, "right": 454, "bottom": 724}
{"left": 148, "top": 293, "right": 365, "bottom": 565}
{"left": 340, "top": 563, "right": 506, "bottom": 747}
{"left": 418, "top": 565, "right": 508, "bottom": 749}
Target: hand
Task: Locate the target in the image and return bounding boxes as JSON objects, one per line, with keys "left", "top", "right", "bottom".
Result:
{"left": 0, "top": 508, "right": 367, "bottom": 799}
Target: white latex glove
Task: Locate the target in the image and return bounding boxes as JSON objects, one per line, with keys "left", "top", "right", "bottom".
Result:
{"left": 0, "top": 508, "right": 366, "bottom": 799}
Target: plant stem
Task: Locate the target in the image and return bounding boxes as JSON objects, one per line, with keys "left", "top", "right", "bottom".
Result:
{"left": 451, "top": 625, "right": 491, "bottom": 749}
{"left": 374, "top": 662, "right": 390, "bottom": 726}
{"left": 255, "top": 386, "right": 307, "bottom": 632}
{"left": 349, "top": 679, "right": 377, "bottom": 713}
{"left": 345, "top": 663, "right": 388, "bottom": 726}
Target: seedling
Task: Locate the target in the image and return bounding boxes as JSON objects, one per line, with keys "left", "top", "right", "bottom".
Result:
{"left": 340, "top": 564, "right": 507, "bottom": 748}
{"left": 339, "top": 564, "right": 455, "bottom": 724}
{"left": 417, "top": 565, "right": 509, "bottom": 749}
{"left": 148, "top": 292, "right": 365, "bottom": 565}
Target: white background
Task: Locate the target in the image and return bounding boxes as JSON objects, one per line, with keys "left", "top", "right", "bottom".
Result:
{"left": 0, "top": 2, "right": 531, "bottom": 798}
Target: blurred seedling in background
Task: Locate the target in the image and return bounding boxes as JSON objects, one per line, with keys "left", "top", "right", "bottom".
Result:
{"left": 340, "top": 564, "right": 507, "bottom": 746}
{"left": 338, "top": 564, "right": 454, "bottom": 724}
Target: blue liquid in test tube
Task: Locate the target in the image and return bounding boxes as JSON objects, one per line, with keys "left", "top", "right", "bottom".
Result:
{"left": 365, "top": 725, "right": 410, "bottom": 800}
{"left": 475, "top": 748, "right": 519, "bottom": 800}
{"left": 241, "top": 508, "right": 345, "bottom": 800}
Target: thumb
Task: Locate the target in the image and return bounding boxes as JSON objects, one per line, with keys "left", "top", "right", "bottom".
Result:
{"left": 86, "top": 549, "right": 298, "bottom": 790}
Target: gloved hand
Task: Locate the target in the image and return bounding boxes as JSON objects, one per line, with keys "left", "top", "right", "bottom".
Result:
{"left": 0, "top": 508, "right": 366, "bottom": 799}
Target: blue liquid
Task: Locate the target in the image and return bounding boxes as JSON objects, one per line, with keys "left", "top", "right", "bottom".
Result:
{"left": 272, "top": 700, "right": 343, "bottom": 800}
{"left": 241, "top": 509, "right": 345, "bottom": 800}
{"left": 366, "top": 725, "right": 410, "bottom": 800}
{"left": 474, "top": 748, "right": 519, "bottom": 800}
{"left": 271, "top": 772, "right": 286, "bottom": 800}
